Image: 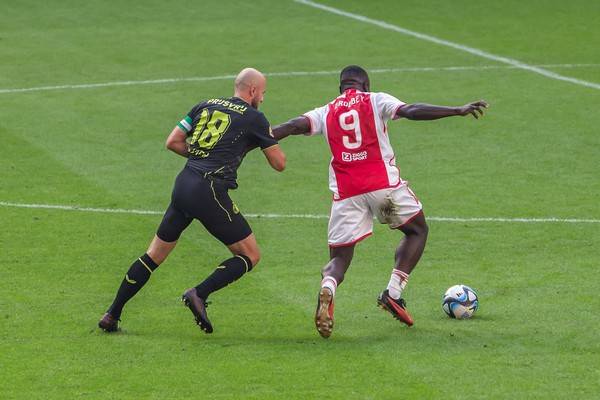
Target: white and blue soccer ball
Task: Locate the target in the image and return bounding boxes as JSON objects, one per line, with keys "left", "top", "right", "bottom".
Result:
{"left": 442, "top": 284, "right": 479, "bottom": 319}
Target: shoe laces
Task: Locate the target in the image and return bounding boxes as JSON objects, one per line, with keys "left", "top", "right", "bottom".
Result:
{"left": 395, "top": 297, "right": 407, "bottom": 308}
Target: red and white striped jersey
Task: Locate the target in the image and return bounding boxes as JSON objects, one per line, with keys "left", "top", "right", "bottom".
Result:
{"left": 303, "top": 89, "right": 406, "bottom": 200}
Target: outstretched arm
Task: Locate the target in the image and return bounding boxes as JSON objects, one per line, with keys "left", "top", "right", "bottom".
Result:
{"left": 272, "top": 116, "right": 311, "bottom": 141}
{"left": 397, "top": 100, "right": 488, "bottom": 121}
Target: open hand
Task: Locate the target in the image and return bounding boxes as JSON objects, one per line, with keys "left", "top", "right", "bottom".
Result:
{"left": 457, "top": 100, "right": 488, "bottom": 119}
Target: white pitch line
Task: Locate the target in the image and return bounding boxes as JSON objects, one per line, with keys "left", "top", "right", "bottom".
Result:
{"left": 0, "top": 74, "right": 236, "bottom": 94}
{"left": 1, "top": 201, "right": 599, "bottom": 224}
{"left": 294, "top": 0, "right": 600, "bottom": 91}
{"left": 1, "top": 64, "right": 599, "bottom": 95}
{"left": 0, "top": 201, "right": 163, "bottom": 215}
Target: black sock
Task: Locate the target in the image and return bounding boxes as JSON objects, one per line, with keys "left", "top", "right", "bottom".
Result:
{"left": 195, "top": 255, "right": 252, "bottom": 299}
{"left": 107, "top": 253, "right": 159, "bottom": 319}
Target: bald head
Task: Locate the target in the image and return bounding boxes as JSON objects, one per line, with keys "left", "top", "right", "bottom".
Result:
{"left": 234, "top": 68, "right": 267, "bottom": 108}
{"left": 235, "top": 68, "right": 265, "bottom": 89}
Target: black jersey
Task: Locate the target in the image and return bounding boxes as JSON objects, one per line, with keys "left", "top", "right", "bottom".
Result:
{"left": 176, "top": 97, "right": 278, "bottom": 188}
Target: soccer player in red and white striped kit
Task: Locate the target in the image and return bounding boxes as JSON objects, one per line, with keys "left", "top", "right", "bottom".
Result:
{"left": 273, "top": 65, "right": 487, "bottom": 338}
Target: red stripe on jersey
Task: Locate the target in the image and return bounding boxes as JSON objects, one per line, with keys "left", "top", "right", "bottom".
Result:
{"left": 325, "top": 89, "right": 390, "bottom": 199}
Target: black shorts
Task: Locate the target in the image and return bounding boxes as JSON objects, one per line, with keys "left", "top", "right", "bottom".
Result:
{"left": 156, "top": 167, "right": 252, "bottom": 245}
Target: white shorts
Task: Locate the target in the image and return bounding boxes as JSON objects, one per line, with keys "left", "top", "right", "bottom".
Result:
{"left": 328, "top": 183, "right": 423, "bottom": 247}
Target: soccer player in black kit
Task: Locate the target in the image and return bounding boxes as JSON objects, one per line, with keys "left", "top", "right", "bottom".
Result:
{"left": 99, "top": 68, "right": 286, "bottom": 334}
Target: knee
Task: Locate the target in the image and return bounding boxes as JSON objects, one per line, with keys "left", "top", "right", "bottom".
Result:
{"left": 146, "top": 235, "right": 177, "bottom": 266}
{"left": 411, "top": 223, "right": 429, "bottom": 241}
{"left": 404, "top": 217, "right": 429, "bottom": 238}
{"left": 419, "top": 221, "right": 429, "bottom": 237}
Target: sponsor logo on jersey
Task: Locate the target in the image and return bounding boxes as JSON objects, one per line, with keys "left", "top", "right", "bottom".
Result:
{"left": 341, "top": 151, "right": 367, "bottom": 162}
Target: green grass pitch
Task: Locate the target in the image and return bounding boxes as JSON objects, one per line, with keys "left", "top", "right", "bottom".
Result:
{"left": 1, "top": 1, "right": 599, "bottom": 398}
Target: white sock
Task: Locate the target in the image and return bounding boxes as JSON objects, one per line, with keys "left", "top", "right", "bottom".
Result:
{"left": 321, "top": 276, "right": 338, "bottom": 297}
{"left": 387, "top": 269, "right": 409, "bottom": 299}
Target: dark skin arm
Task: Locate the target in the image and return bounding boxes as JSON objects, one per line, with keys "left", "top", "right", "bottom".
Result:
{"left": 272, "top": 116, "right": 311, "bottom": 141}
{"left": 272, "top": 100, "right": 488, "bottom": 141}
{"left": 397, "top": 100, "right": 488, "bottom": 120}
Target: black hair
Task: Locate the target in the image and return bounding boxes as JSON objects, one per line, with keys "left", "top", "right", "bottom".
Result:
{"left": 339, "top": 65, "right": 370, "bottom": 92}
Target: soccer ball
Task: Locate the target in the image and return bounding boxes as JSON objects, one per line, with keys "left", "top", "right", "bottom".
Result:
{"left": 442, "top": 284, "right": 479, "bottom": 319}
